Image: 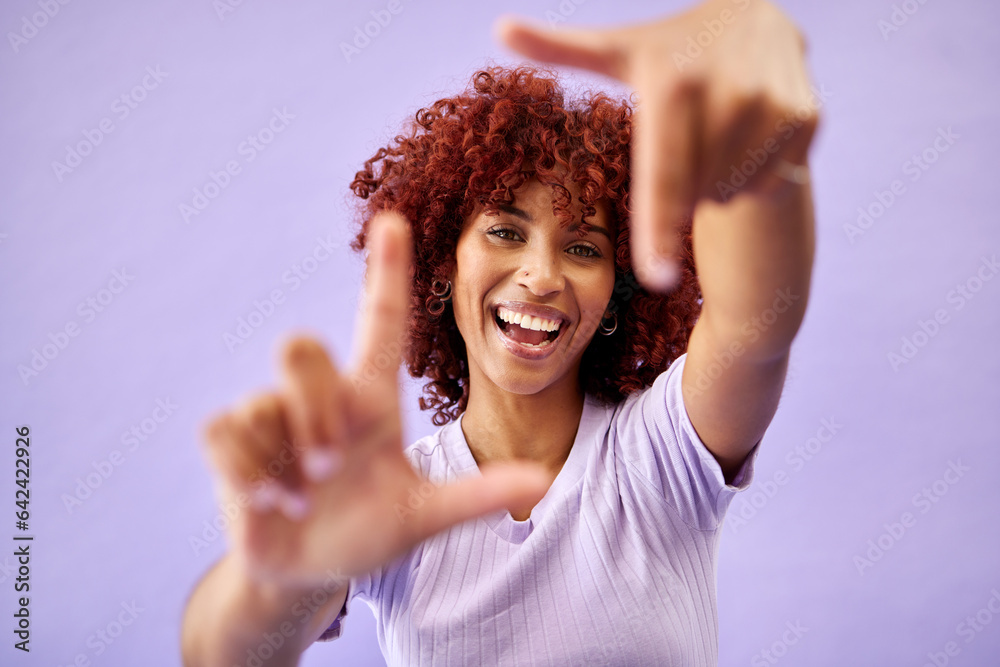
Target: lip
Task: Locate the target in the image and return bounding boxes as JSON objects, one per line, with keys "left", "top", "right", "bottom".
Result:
{"left": 490, "top": 301, "right": 571, "bottom": 361}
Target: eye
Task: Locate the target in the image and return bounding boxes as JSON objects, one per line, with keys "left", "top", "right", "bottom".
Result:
{"left": 569, "top": 244, "right": 602, "bottom": 259}
{"left": 487, "top": 225, "right": 603, "bottom": 259}
{"left": 487, "top": 225, "right": 522, "bottom": 241}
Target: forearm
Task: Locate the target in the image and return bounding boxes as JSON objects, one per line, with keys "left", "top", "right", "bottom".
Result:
{"left": 181, "top": 552, "right": 346, "bottom": 667}
{"left": 691, "top": 179, "right": 815, "bottom": 361}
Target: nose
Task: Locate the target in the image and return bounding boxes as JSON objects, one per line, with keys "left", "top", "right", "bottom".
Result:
{"left": 516, "top": 247, "right": 565, "bottom": 296}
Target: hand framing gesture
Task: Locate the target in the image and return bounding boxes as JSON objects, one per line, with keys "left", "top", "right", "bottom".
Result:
{"left": 496, "top": 0, "right": 820, "bottom": 290}
{"left": 198, "top": 212, "right": 553, "bottom": 590}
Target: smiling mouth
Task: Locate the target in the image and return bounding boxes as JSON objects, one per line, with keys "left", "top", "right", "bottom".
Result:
{"left": 493, "top": 308, "right": 563, "bottom": 347}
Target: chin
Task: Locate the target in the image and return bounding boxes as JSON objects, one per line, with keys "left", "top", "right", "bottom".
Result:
{"left": 482, "top": 357, "right": 580, "bottom": 398}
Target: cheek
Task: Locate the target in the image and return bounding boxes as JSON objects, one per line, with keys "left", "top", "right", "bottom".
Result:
{"left": 449, "top": 268, "right": 488, "bottom": 335}
{"left": 451, "top": 283, "right": 473, "bottom": 333}
{"left": 452, "top": 246, "right": 504, "bottom": 318}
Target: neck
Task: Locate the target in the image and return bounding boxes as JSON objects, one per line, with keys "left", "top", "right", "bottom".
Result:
{"left": 460, "top": 367, "right": 586, "bottom": 477}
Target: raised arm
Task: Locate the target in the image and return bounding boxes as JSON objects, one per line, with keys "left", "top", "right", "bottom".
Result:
{"left": 496, "top": 0, "right": 819, "bottom": 480}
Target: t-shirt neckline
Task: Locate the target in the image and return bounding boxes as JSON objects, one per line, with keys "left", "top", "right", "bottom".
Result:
{"left": 442, "top": 394, "right": 601, "bottom": 544}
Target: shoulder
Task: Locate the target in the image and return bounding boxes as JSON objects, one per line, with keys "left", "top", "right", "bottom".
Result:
{"left": 606, "top": 352, "right": 686, "bottom": 427}
{"left": 598, "top": 352, "right": 758, "bottom": 526}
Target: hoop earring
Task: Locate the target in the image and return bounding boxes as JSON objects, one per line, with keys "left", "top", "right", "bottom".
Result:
{"left": 431, "top": 279, "right": 452, "bottom": 301}
{"left": 598, "top": 311, "right": 617, "bottom": 336}
{"left": 427, "top": 279, "right": 453, "bottom": 316}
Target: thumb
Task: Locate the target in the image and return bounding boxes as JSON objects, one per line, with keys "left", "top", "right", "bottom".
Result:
{"left": 410, "top": 461, "right": 555, "bottom": 538}
{"left": 493, "top": 14, "right": 627, "bottom": 81}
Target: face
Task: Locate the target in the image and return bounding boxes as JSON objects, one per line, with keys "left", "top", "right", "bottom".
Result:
{"left": 448, "top": 176, "right": 617, "bottom": 398}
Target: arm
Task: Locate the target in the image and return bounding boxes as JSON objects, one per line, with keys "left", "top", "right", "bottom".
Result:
{"left": 183, "top": 213, "right": 554, "bottom": 665}
{"left": 683, "top": 181, "right": 815, "bottom": 482}
{"left": 181, "top": 552, "right": 349, "bottom": 667}
{"left": 493, "top": 0, "right": 819, "bottom": 481}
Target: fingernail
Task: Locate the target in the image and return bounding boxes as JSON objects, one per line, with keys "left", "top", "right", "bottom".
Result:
{"left": 278, "top": 489, "right": 310, "bottom": 521}
{"left": 250, "top": 483, "right": 278, "bottom": 511}
{"left": 303, "top": 448, "right": 343, "bottom": 482}
{"left": 645, "top": 255, "right": 678, "bottom": 290}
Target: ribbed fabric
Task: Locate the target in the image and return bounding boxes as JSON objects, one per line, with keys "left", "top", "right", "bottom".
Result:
{"left": 316, "top": 352, "right": 759, "bottom": 666}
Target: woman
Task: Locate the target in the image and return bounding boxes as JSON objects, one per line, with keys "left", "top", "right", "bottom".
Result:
{"left": 181, "top": 1, "right": 818, "bottom": 665}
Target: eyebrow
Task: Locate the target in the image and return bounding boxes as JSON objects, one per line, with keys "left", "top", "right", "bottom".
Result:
{"left": 496, "top": 203, "right": 613, "bottom": 242}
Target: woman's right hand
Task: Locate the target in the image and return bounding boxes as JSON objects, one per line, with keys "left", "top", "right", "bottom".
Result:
{"left": 198, "top": 211, "right": 553, "bottom": 591}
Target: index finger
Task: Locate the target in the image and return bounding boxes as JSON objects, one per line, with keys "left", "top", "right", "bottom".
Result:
{"left": 349, "top": 211, "right": 413, "bottom": 395}
{"left": 629, "top": 74, "right": 700, "bottom": 291}
{"left": 493, "top": 16, "right": 627, "bottom": 81}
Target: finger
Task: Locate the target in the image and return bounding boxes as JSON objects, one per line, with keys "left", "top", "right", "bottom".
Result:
{"left": 200, "top": 411, "right": 280, "bottom": 512}
{"left": 229, "top": 392, "right": 311, "bottom": 517}
{"left": 404, "top": 462, "right": 555, "bottom": 541}
{"left": 493, "top": 15, "right": 627, "bottom": 81}
{"left": 630, "top": 77, "right": 700, "bottom": 291}
{"left": 277, "top": 334, "right": 348, "bottom": 484}
{"left": 350, "top": 211, "right": 412, "bottom": 396}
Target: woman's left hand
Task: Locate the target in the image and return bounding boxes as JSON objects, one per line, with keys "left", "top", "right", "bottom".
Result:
{"left": 495, "top": 0, "right": 820, "bottom": 290}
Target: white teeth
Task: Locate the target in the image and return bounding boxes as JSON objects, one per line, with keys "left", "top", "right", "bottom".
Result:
{"left": 497, "top": 307, "right": 560, "bottom": 333}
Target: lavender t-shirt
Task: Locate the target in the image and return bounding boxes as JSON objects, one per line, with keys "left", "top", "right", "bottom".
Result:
{"left": 316, "top": 352, "right": 759, "bottom": 666}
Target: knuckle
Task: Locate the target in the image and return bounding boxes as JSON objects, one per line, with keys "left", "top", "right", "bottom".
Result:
{"left": 729, "top": 86, "right": 770, "bottom": 116}
{"left": 371, "top": 298, "right": 403, "bottom": 325}
{"left": 281, "top": 335, "right": 325, "bottom": 370}
{"left": 200, "top": 412, "right": 231, "bottom": 448}
{"left": 663, "top": 75, "right": 701, "bottom": 104}
{"left": 800, "top": 108, "right": 821, "bottom": 131}
{"left": 712, "top": 90, "right": 763, "bottom": 135}
{"left": 237, "top": 393, "right": 282, "bottom": 434}
{"left": 796, "top": 30, "right": 809, "bottom": 55}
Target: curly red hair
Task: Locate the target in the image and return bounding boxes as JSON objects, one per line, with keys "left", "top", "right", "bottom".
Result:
{"left": 348, "top": 63, "right": 701, "bottom": 426}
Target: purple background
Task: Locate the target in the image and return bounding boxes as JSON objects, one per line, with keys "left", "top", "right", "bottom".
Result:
{"left": 2, "top": 0, "right": 998, "bottom": 665}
